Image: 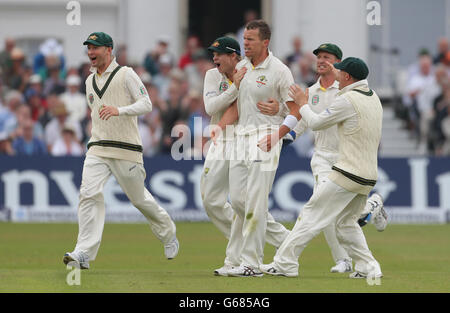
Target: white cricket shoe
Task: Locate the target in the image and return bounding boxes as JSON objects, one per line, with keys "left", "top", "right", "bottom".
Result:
{"left": 164, "top": 236, "right": 179, "bottom": 259}
{"left": 368, "top": 193, "right": 388, "bottom": 232}
{"left": 214, "top": 264, "right": 235, "bottom": 276}
{"left": 63, "top": 251, "right": 90, "bottom": 269}
{"left": 227, "top": 265, "right": 264, "bottom": 277}
{"left": 330, "top": 259, "right": 353, "bottom": 273}
{"left": 260, "top": 263, "right": 298, "bottom": 277}
{"left": 349, "top": 271, "right": 383, "bottom": 279}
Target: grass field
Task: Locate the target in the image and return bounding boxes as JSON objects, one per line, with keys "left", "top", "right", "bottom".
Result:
{"left": 0, "top": 222, "right": 449, "bottom": 293}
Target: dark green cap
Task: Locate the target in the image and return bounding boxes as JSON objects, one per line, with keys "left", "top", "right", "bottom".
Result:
{"left": 313, "top": 43, "right": 343, "bottom": 60}
{"left": 83, "top": 32, "right": 113, "bottom": 48}
{"left": 333, "top": 57, "right": 369, "bottom": 80}
{"left": 208, "top": 37, "right": 241, "bottom": 55}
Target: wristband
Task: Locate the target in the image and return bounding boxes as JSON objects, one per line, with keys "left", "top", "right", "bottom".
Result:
{"left": 282, "top": 114, "right": 298, "bottom": 130}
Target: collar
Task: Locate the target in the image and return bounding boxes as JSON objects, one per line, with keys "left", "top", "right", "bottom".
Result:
{"left": 90, "top": 57, "right": 119, "bottom": 75}
{"left": 244, "top": 50, "right": 273, "bottom": 69}
{"left": 337, "top": 79, "right": 369, "bottom": 96}
{"left": 312, "top": 77, "right": 339, "bottom": 92}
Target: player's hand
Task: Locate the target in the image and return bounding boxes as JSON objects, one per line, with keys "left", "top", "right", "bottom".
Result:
{"left": 99, "top": 105, "right": 119, "bottom": 120}
{"left": 257, "top": 132, "right": 279, "bottom": 152}
{"left": 233, "top": 67, "right": 247, "bottom": 89}
{"left": 289, "top": 85, "right": 309, "bottom": 109}
{"left": 257, "top": 98, "right": 279, "bottom": 116}
{"left": 324, "top": 60, "right": 339, "bottom": 80}
{"left": 210, "top": 124, "right": 223, "bottom": 145}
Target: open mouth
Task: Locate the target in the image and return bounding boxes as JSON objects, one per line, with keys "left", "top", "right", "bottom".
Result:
{"left": 215, "top": 63, "right": 221, "bottom": 68}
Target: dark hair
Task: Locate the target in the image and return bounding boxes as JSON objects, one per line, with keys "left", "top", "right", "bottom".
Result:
{"left": 245, "top": 19, "right": 271, "bottom": 41}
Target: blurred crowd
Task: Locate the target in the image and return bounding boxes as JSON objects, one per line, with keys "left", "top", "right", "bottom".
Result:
{"left": 0, "top": 29, "right": 319, "bottom": 158}
{"left": 399, "top": 37, "right": 450, "bottom": 156}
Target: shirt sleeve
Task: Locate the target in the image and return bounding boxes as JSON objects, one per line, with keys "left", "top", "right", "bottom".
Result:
{"left": 278, "top": 65, "right": 295, "bottom": 114}
{"left": 203, "top": 70, "right": 238, "bottom": 116}
{"left": 300, "top": 95, "right": 356, "bottom": 131}
{"left": 293, "top": 118, "right": 308, "bottom": 137}
{"left": 118, "top": 68, "right": 153, "bottom": 116}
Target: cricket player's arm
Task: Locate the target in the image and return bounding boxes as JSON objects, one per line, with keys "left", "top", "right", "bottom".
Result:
{"left": 210, "top": 100, "right": 238, "bottom": 144}
{"left": 99, "top": 68, "right": 152, "bottom": 120}
{"left": 203, "top": 70, "right": 238, "bottom": 116}
{"left": 300, "top": 96, "right": 356, "bottom": 130}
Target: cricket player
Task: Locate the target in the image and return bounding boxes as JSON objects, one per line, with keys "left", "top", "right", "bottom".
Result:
{"left": 63, "top": 32, "right": 178, "bottom": 269}
{"left": 211, "top": 20, "right": 301, "bottom": 277}
{"left": 261, "top": 57, "right": 383, "bottom": 279}
{"left": 201, "top": 36, "right": 290, "bottom": 276}
{"left": 259, "top": 43, "right": 388, "bottom": 274}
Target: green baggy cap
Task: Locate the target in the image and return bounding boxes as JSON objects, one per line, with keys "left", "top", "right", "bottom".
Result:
{"left": 208, "top": 37, "right": 241, "bottom": 55}
{"left": 83, "top": 32, "right": 114, "bottom": 48}
{"left": 333, "top": 57, "right": 369, "bottom": 80}
{"left": 313, "top": 43, "right": 343, "bottom": 60}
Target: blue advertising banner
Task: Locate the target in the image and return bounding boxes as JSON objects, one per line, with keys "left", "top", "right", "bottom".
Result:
{"left": 1, "top": 153, "right": 449, "bottom": 223}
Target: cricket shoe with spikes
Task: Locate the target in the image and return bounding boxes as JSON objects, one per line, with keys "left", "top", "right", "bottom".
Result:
{"left": 227, "top": 265, "right": 264, "bottom": 277}
{"left": 63, "top": 251, "right": 90, "bottom": 269}
{"left": 260, "top": 263, "right": 298, "bottom": 277}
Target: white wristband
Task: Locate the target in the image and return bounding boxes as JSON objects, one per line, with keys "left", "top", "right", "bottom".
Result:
{"left": 282, "top": 114, "right": 298, "bottom": 130}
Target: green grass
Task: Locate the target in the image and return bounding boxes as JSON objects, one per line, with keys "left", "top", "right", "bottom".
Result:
{"left": 0, "top": 222, "right": 449, "bottom": 292}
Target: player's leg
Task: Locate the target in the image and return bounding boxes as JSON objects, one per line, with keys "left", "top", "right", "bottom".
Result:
{"left": 335, "top": 194, "right": 382, "bottom": 278}
{"left": 111, "top": 159, "right": 177, "bottom": 257}
{"left": 314, "top": 172, "right": 352, "bottom": 272}
{"left": 200, "top": 141, "right": 234, "bottom": 239}
{"left": 222, "top": 158, "right": 248, "bottom": 274}
{"left": 263, "top": 179, "right": 356, "bottom": 277}
{"left": 229, "top": 141, "right": 282, "bottom": 276}
{"left": 65, "top": 155, "right": 112, "bottom": 267}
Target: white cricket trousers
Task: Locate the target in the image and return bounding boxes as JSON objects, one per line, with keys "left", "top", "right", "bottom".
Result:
{"left": 313, "top": 169, "right": 351, "bottom": 264}
{"left": 74, "top": 154, "right": 176, "bottom": 260}
{"left": 200, "top": 140, "right": 289, "bottom": 266}
{"left": 227, "top": 133, "right": 284, "bottom": 269}
{"left": 274, "top": 177, "right": 381, "bottom": 276}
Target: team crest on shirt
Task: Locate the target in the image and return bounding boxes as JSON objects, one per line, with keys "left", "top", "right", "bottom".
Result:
{"left": 219, "top": 81, "right": 229, "bottom": 92}
{"left": 256, "top": 75, "right": 267, "bottom": 87}
{"left": 140, "top": 86, "right": 147, "bottom": 95}
{"left": 312, "top": 95, "right": 319, "bottom": 105}
{"left": 89, "top": 93, "right": 94, "bottom": 104}
{"left": 204, "top": 167, "right": 210, "bottom": 175}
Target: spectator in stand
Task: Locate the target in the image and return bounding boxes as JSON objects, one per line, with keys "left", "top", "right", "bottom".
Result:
{"left": 0, "top": 38, "right": 15, "bottom": 82}
{"left": 285, "top": 36, "right": 304, "bottom": 68}
{"left": 159, "top": 80, "right": 190, "bottom": 153}
{"left": 41, "top": 55, "right": 66, "bottom": 96}
{"left": 5, "top": 47, "right": 29, "bottom": 92}
{"left": 60, "top": 75, "right": 87, "bottom": 122}
{"left": 185, "top": 49, "right": 214, "bottom": 94}
{"left": 33, "top": 38, "right": 66, "bottom": 76}
{"left": 144, "top": 35, "right": 172, "bottom": 76}
{"left": 44, "top": 100, "right": 82, "bottom": 152}
{"left": 116, "top": 44, "right": 128, "bottom": 66}
{"left": 404, "top": 54, "right": 435, "bottom": 145}
{"left": 139, "top": 72, "right": 162, "bottom": 156}
{"left": 12, "top": 118, "right": 47, "bottom": 156}
{"left": 434, "top": 37, "right": 449, "bottom": 65}
{"left": 50, "top": 123, "right": 84, "bottom": 156}
{"left": 236, "top": 9, "right": 258, "bottom": 57}
{"left": 430, "top": 80, "right": 450, "bottom": 155}
{"left": 38, "top": 92, "right": 59, "bottom": 129}
{"left": 0, "top": 90, "right": 23, "bottom": 136}
{"left": 178, "top": 35, "right": 201, "bottom": 70}
{"left": 0, "top": 131, "right": 14, "bottom": 155}
{"left": 185, "top": 89, "right": 209, "bottom": 158}
{"left": 152, "top": 53, "right": 174, "bottom": 101}
{"left": 78, "top": 62, "right": 91, "bottom": 94}
{"left": 13, "top": 103, "right": 44, "bottom": 140}
{"left": 292, "top": 51, "right": 317, "bottom": 88}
